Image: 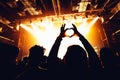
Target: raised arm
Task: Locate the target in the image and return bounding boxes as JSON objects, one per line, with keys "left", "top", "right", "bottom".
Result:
{"left": 72, "top": 24, "right": 102, "bottom": 70}
{"left": 48, "top": 24, "right": 66, "bottom": 66}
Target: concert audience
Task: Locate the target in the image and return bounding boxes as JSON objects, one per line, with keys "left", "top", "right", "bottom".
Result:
{"left": 0, "top": 42, "right": 19, "bottom": 80}
{"left": 47, "top": 24, "right": 102, "bottom": 80}
{"left": 0, "top": 24, "right": 120, "bottom": 80}
{"left": 16, "top": 45, "right": 48, "bottom": 80}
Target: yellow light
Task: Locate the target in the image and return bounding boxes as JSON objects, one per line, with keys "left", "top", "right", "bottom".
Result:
{"left": 58, "top": 36, "right": 85, "bottom": 59}
{"left": 0, "top": 27, "right": 2, "bottom": 32}
{"left": 78, "top": 17, "right": 99, "bottom": 35}
{"left": 65, "top": 29, "right": 74, "bottom": 37}
{"left": 16, "top": 25, "right": 20, "bottom": 31}
{"left": 19, "top": 16, "right": 100, "bottom": 59}
{"left": 78, "top": 18, "right": 88, "bottom": 35}
{"left": 20, "top": 24, "right": 34, "bottom": 34}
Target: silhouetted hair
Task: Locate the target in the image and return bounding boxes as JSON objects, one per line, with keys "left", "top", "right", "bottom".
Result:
{"left": 0, "top": 43, "right": 19, "bottom": 61}
{"left": 100, "top": 47, "right": 116, "bottom": 66}
{"left": 28, "top": 45, "right": 45, "bottom": 65}
{"left": 63, "top": 45, "right": 88, "bottom": 68}
{"left": 29, "top": 45, "right": 45, "bottom": 58}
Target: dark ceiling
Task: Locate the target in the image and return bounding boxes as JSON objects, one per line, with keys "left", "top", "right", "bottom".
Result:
{"left": 0, "top": 0, "right": 119, "bottom": 23}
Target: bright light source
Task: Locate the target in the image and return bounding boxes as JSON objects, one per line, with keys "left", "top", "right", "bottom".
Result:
{"left": 65, "top": 29, "right": 74, "bottom": 37}
{"left": 78, "top": 2, "right": 91, "bottom": 12}
{"left": 0, "top": 27, "right": 2, "bottom": 32}
{"left": 19, "top": 16, "right": 100, "bottom": 59}
{"left": 78, "top": 17, "right": 99, "bottom": 35}
{"left": 20, "top": 24, "right": 34, "bottom": 34}
{"left": 58, "top": 36, "right": 85, "bottom": 59}
{"left": 16, "top": 25, "right": 20, "bottom": 31}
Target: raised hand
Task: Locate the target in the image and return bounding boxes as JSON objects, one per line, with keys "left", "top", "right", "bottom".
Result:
{"left": 72, "top": 24, "right": 81, "bottom": 37}
{"left": 59, "top": 24, "right": 66, "bottom": 38}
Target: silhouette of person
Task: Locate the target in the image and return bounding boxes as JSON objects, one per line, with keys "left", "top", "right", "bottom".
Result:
{"left": 48, "top": 24, "right": 102, "bottom": 80}
{"left": 0, "top": 42, "right": 19, "bottom": 80}
{"left": 100, "top": 47, "right": 120, "bottom": 80}
{"left": 16, "top": 45, "right": 48, "bottom": 80}
{"left": 16, "top": 56, "right": 29, "bottom": 75}
{"left": 100, "top": 47, "right": 116, "bottom": 68}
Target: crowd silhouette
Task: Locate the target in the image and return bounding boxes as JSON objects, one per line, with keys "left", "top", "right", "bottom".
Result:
{"left": 0, "top": 42, "right": 19, "bottom": 80}
{"left": 0, "top": 24, "right": 120, "bottom": 80}
{"left": 16, "top": 45, "right": 48, "bottom": 80}
{"left": 100, "top": 47, "right": 120, "bottom": 80}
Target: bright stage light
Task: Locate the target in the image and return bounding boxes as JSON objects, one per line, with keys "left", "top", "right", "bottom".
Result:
{"left": 20, "top": 24, "right": 34, "bottom": 34}
{"left": 63, "top": 20, "right": 75, "bottom": 37}
{"left": 19, "top": 16, "right": 100, "bottom": 59}
{"left": 78, "top": 16, "right": 99, "bottom": 35}
{"left": 65, "top": 29, "right": 74, "bottom": 37}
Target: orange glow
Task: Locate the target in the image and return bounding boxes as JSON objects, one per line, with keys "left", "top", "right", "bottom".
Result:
{"left": 19, "top": 16, "right": 100, "bottom": 59}
{"left": 20, "top": 24, "right": 34, "bottom": 34}
{"left": 78, "top": 16, "right": 99, "bottom": 35}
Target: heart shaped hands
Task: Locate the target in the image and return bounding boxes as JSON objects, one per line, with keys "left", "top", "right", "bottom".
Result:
{"left": 59, "top": 24, "right": 81, "bottom": 38}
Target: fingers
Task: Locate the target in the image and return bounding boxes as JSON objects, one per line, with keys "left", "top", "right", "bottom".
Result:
{"left": 72, "top": 24, "right": 77, "bottom": 33}
{"left": 59, "top": 23, "right": 81, "bottom": 38}
{"left": 59, "top": 24, "right": 66, "bottom": 37}
{"left": 61, "top": 24, "right": 65, "bottom": 32}
{"left": 72, "top": 24, "right": 76, "bottom": 28}
{"left": 72, "top": 24, "right": 82, "bottom": 37}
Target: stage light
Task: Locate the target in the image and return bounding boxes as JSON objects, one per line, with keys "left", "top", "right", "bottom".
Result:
{"left": 20, "top": 24, "right": 33, "bottom": 34}
{"left": 65, "top": 29, "right": 74, "bottom": 37}
{"left": 78, "top": 16, "right": 99, "bottom": 35}
{"left": 16, "top": 25, "right": 20, "bottom": 31}
{"left": 0, "top": 27, "right": 2, "bottom": 32}
{"left": 63, "top": 21, "right": 74, "bottom": 37}
{"left": 19, "top": 16, "right": 100, "bottom": 59}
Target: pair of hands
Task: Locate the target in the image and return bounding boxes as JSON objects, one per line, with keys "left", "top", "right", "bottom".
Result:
{"left": 59, "top": 24, "right": 81, "bottom": 38}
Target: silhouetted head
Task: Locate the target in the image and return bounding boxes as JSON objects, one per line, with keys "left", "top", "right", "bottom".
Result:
{"left": 8, "top": 45, "right": 19, "bottom": 63}
{"left": 0, "top": 43, "right": 19, "bottom": 63}
{"left": 29, "top": 45, "right": 45, "bottom": 66}
{"left": 63, "top": 45, "right": 88, "bottom": 69}
{"left": 0, "top": 43, "right": 19, "bottom": 80}
{"left": 100, "top": 47, "right": 116, "bottom": 67}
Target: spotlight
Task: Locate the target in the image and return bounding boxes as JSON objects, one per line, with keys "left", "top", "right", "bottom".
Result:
{"left": 65, "top": 29, "right": 74, "bottom": 37}
{"left": 64, "top": 22, "right": 74, "bottom": 37}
